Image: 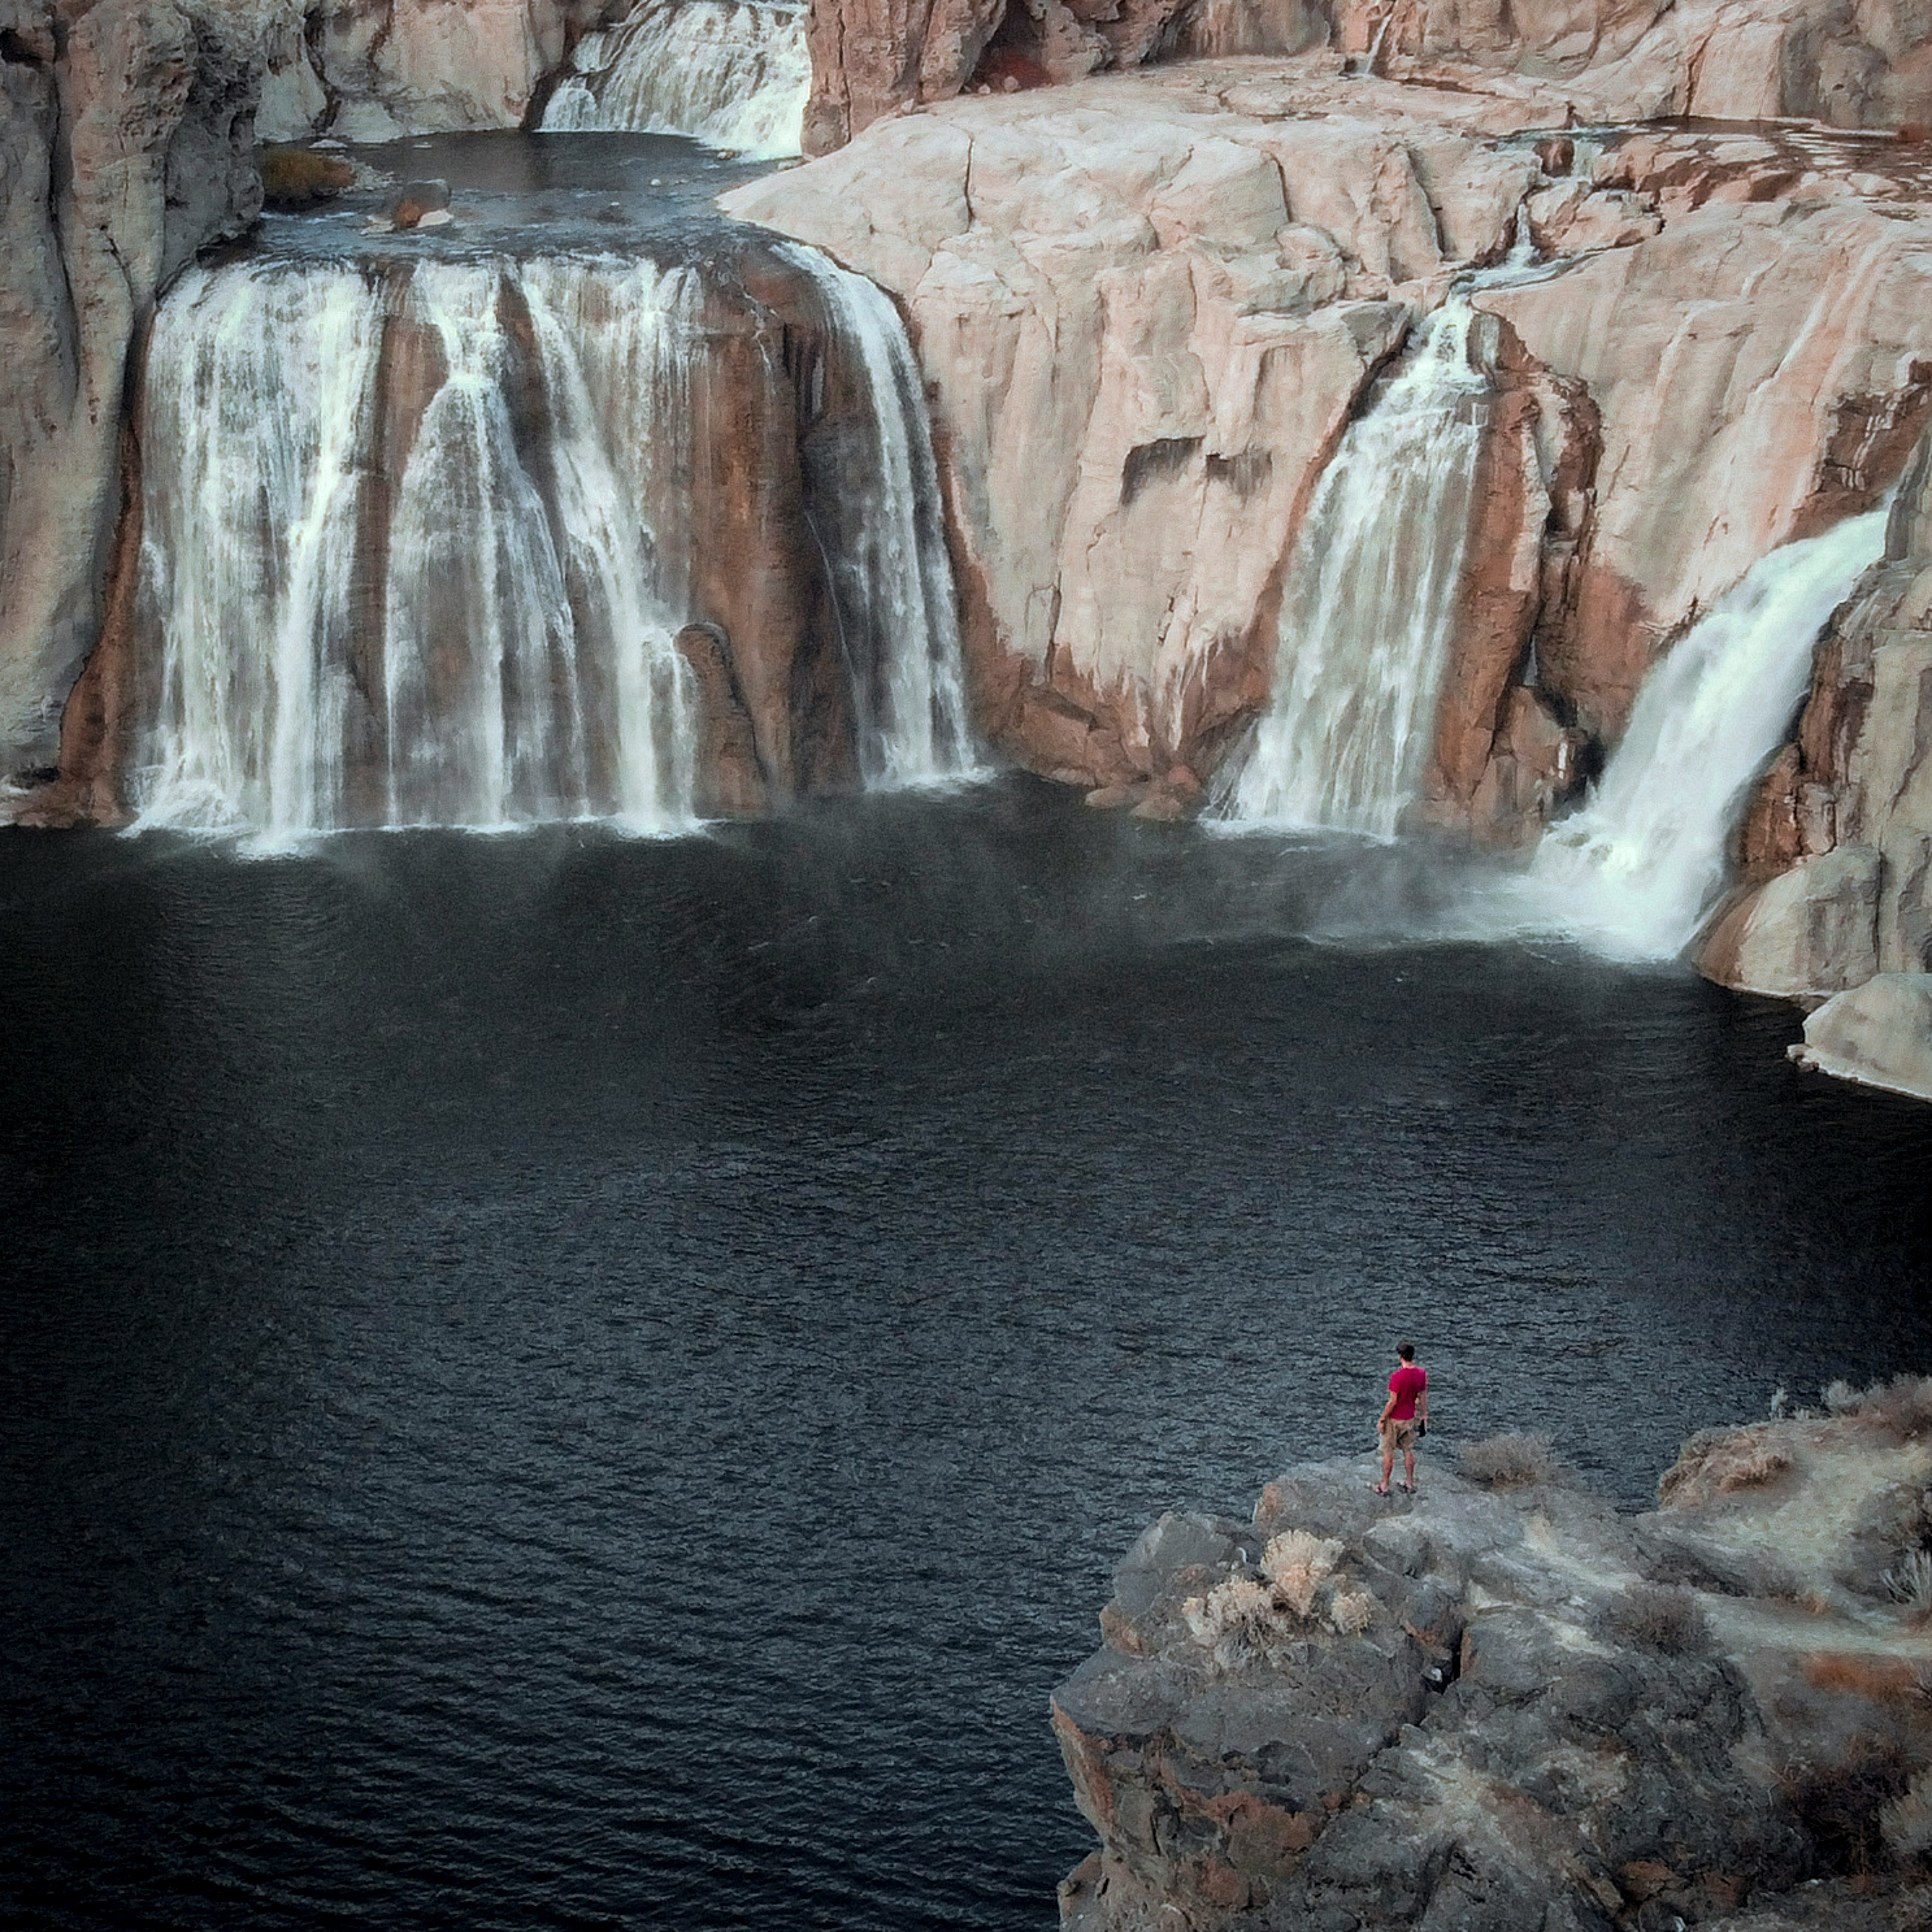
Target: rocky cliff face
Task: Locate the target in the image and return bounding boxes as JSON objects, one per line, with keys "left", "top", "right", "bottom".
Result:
{"left": 805, "top": 0, "right": 1932, "bottom": 154}
{"left": 1702, "top": 420, "right": 1932, "bottom": 1101}
{"left": 0, "top": 0, "right": 271, "bottom": 781}
{"left": 1056, "top": 1392, "right": 1932, "bottom": 1931}
{"left": 726, "top": 73, "right": 1932, "bottom": 832}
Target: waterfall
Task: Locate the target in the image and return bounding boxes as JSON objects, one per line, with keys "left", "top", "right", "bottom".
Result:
{"left": 1225, "top": 299, "right": 1487, "bottom": 836}
{"left": 128, "top": 241, "right": 972, "bottom": 836}
{"left": 133, "top": 254, "right": 700, "bottom": 837}
{"left": 782, "top": 245, "right": 976, "bottom": 787}
{"left": 540, "top": 0, "right": 810, "bottom": 158}
{"left": 1518, "top": 510, "right": 1888, "bottom": 959}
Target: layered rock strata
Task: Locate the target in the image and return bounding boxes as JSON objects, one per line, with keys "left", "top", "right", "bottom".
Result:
{"left": 1056, "top": 1389, "right": 1932, "bottom": 1930}
{"left": 0, "top": 0, "right": 272, "bottom": 781}
{"left": 728, "top": 68, "right": 1932, "bottom": 832}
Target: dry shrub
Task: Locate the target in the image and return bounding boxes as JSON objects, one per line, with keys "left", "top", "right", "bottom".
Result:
{"left": 1658, "top": 1424, "right": 1793, "bottom": 1507}
{"left": 1261, "top": 1529, "right": 1342, "bottom": 1618}
{"left": 1889, "top": 1550, "right": 1932, "bottom": 1610}
{"left": 1778, "top": 1739, "right": 1914, "bottom": 1874}
{"left": 1328, "top": 1588, "right": 1377, "bottom": 1636}
{"left": 1458, "top": 1433, "right": 1553, "bottom": 1489}
{"left": 1182, "top": 1575, "right": 1288, "bottom": 1670}
{"left": 1859, "top": 1378, "right": 1932, "bottom": 1441}
{"left": 260, "top": 146, "right": 356, "bottom": 210}
{"left": 1607, "top": 1584, "right": 1711, "bottom": 1655}
{"left": 1806, "top": 1653, "right": 1920, "bottom": 1699}
{"left": 1886, "top": 1775, "right": 1932, "bottom": 1859}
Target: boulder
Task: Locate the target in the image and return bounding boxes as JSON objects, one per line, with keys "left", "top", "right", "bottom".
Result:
{"left": 1790, "top": 974, "right": 1932, "bottom": 1102}
{"left": 1699, "top": 847, "right": 1883, "bottom": 1000}
{"left": 1060, "top": 1399, "right": 1932, "bottom": 1929}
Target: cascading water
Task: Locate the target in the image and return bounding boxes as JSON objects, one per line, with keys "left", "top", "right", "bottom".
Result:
{"left": 780, "top": 245, "right": 976, "bottom": 787}
{"left": 133, "top": 256, "right": 702, "bottom": 838}
{"left": 540, "top": 0, "right": 810, "bottom": 158}
{"left": 1224, "top": 299, "right": 1488, "bottom": 836}
{"left": 129, "top": 236, "right": 972, "bottom": 837}
{"left": 1514, "top": 510, "right": 1889, "bottom": 959}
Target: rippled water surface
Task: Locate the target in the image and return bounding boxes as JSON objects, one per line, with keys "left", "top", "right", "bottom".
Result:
{"left": 7, "top": 779, "right": 1932, "bottom": 1929}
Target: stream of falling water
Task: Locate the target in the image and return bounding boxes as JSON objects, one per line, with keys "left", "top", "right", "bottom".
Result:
{"left": 1510, "top": 510, "right": 1890, "bottom": 959}
{"left": 781, "top": 245, "right": 977, "bottom": 787}
{"left": 131, "top": 240, "right": 969, "bottom": 837}
{"left": 133, "top": 257, "right": 701, "bottom": 839}
{"left": 1224, "top": 298, "right": 1488, "bottom": 836}
{"left": 540, "top": 0, "right": 810, "bottom": 157}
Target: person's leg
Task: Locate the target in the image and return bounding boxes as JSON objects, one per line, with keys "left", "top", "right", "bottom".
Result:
{"left": 1376, "top": 1432, "right": 1393, "bottom": 1493}
{"left": 1403, "top": 1443, "right": 1418, "bottom": 1490}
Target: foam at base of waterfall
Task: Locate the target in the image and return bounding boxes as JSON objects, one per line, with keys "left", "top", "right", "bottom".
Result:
{"left": 540, "top": 0, "right": 809, "bottom": 158}
{"left": 1507, "top": 510, "right": 1889, "bottom": 961}
{"left": 1223, "top": 299, "right": 1488, "bottom": 837}
{"left": 776, "top": 244, "right": 978, "bottom": 789}
{"left": 131, "top": 256, "right": 702, "bottom": 839}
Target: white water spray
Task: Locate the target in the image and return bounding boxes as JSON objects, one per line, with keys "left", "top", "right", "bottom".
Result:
{"left": 541, "top": 0, "right": 809, "bottom": 158}
{"left": 1516, "top": 510, "right": 1888, "bottom": 959}
{"left": 1226, "top": 299, "right": 1488, "bottom": 836}
{"left": 784, "top": 246, "right": 976, "bottom": 786}
{"left": 134, "top": 255, "right": 702, "bottom": 837}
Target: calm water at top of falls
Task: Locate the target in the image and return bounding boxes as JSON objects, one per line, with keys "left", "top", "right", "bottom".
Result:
{"left": 7, "top": 780, "right": 1932, "bottom": 1929}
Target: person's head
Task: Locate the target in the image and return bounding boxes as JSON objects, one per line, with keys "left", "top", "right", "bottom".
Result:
{"left": 1396, "top": 1342, "right": 1415, "bottom": 1363}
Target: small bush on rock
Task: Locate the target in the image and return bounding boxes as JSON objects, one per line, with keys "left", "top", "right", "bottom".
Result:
{"left": 1458, "top": 1433, "right": 1553, "bottom": 1488}
{"left": 1261, "top": 1529, "right": 1342, "bottom": 1618}
{"left": 1327, "top": 1588, "right": 1376, "bottom": 1636}
{"left": 1888, "top": 1549, "right": 1932, "bottom": 1611}
{"left": 1606, "top": 1583, "right": 1711, "bottom": 1655}
{"left": 1182, "top": 1575, "right": 1291, "bottom": 1670}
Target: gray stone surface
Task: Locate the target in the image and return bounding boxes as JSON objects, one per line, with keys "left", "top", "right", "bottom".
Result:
{"left": 1056, "top": 1403, "right": 1932, "bottom": 1930}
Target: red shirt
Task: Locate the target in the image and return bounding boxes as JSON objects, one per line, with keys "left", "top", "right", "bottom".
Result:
{"left": 1388, "top": 1364, "right": 1427, "bottom": 1420}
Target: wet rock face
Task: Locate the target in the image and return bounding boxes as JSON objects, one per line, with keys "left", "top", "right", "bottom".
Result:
{"left": 0, "top": 0, "right": 270, "bottom": 780}
{"left": 1714, "top": 419, "right": 1932, "bottom": 1093}
{"left": 1057, "top": 1395, "right": 1932, "bottom": 1931}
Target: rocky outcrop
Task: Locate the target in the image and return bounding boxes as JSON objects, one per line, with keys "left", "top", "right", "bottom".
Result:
{"left": 256, "top": 0, "right": 608, "bottom": 142}
{"left": 729, "top": 70, "right": 1932, "bottom": 824}
{"left": 1057, "top": 1390, "right": 1932, "bottom": 1931}
{"left": 805, "top": 0, "right": 1932, "bottom": 155}
{"left": 0, "top": 0, "right": 272, "bottom": 782}
{"left": 1706, "top": 421, "right": 1932, "bottom": 1093}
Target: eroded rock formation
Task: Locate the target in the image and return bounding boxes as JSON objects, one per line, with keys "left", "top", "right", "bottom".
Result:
{"left": 1703, "top": 419, "right": 1932, "bottom": 1098}
{"left": 0, "top": 0, "right": 271, "bottom": 780}
{"left": 1056, "top": 1391, "right": 1932, "bottom": 1930}
{"left": 729, "top": 73, "right": 1932, "bottom": 835}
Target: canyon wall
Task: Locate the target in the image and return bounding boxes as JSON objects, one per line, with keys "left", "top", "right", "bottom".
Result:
{"left": 1057, "top": 1394, "right": 1932, "bottom": 1931}
{"left": 1705, "top": 420, "right": 1932, "bottom": 1101}
{"left": 806, "top": 0, "right": 1932, "bottom": 153}
{"left": 727, "top": 79, "right": 1932, "bottom": 835}
{"left": 0, "top": 0, "right": 272, "bottom": 782}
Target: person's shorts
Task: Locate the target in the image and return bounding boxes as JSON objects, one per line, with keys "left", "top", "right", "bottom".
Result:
{"left": 1381, "top": 1418, "right": 1420, "bottom": 1453}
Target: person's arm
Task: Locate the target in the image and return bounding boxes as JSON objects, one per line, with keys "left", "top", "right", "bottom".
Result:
{"left": 1376, "top": 1392, "right": 1396, "bottom": 1427}
{"left": 1418, "top": 1373, "right": 1428, "bottom": 1424}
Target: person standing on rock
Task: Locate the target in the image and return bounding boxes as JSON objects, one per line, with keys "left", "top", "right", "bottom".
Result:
{"left": 1374, "top": 1343, "right": 1428, "bottom": 1496}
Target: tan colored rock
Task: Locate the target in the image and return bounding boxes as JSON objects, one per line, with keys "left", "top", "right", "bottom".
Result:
{"left": 1475, "top": 198, "right": 1932, "bottom": 742}
{"left": 1790, "top": 973, "right": 1932, "bottom": 1102}
{"left": 0, "top": 0, "right": 270, "bottom": 781}
{"left": 1698, "top": 847, "right": 1883, "bottom": 999}
{"left": 726, "top": 61, "right": 1556, "bottom": 786}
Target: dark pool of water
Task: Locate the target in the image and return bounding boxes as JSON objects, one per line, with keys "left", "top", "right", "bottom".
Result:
{"left": 6, "top": 778, "right": 1932, "bottom": 1930}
